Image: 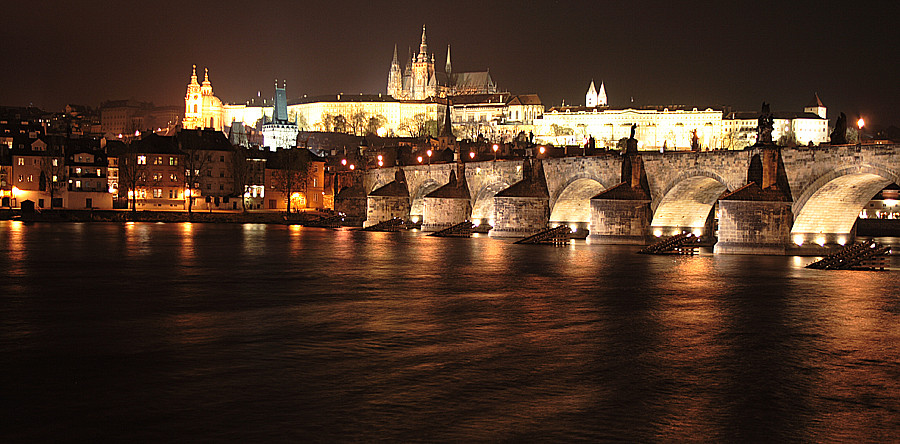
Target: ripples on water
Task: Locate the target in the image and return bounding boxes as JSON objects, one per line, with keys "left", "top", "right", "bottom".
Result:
{"left": 1, "top": 221, "right": 898, "bottom": 442}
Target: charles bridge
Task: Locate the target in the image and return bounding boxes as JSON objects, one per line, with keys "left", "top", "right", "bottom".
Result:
{"left": 342, "top": 143, "right": 900, "bottom": 254}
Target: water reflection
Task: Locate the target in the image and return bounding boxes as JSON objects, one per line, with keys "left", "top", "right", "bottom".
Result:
{"left": 0, "top": 224, "right": 897, "bottom": 442}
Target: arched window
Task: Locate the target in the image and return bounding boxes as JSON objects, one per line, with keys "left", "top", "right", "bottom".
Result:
{"left": 193, "top": 104, "right": 198, "bottom": 113}
{"left": 210, "top": 117, "right": 214, "bottom": 128}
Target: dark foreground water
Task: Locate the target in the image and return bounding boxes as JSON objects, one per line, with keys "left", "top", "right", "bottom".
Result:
{"left": 1, "top": 221, "right": 898, "bottom": 442}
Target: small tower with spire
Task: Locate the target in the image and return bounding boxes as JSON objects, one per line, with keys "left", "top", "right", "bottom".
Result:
{"left": 597, "top": 81, "right": 608, "bottom": 106}
{"left": 387, "top": 44, "right": 402, "bottom": 98}
{"left": 586, "top": 80, "right": 598, "bottom": 107}
{"left": 445, "top": 44, "right": 452, "bottom": 77}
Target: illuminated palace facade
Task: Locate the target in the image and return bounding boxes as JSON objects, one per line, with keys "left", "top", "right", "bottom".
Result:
{"left": 532, "top": 88, "right": 829, "bottom": 150}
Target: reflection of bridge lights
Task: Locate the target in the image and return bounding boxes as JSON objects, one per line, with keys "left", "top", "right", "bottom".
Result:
{"left": 793, "top": 235, "right": 804, "bottom": 246}
{"left": 815, "top": 237, "right": 826, "bottom": 246}
{"left": 653, "top": 229, "right": 663, "bottom": 237}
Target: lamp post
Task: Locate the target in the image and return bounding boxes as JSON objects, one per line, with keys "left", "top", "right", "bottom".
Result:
{"left": 492, "top": 144, "right": 498, "bottom": 161}
{"left": 426, "top": 149, "right": 432, "bottom": 166}
{"left": 857, "top": 117, "right": 865, "bottom": 145}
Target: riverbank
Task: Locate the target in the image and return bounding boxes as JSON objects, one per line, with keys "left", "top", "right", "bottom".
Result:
{"left": 0, "top": 208, "right": 332, "bottom": 224}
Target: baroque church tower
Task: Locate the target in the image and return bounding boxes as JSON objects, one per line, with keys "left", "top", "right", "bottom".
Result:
{"left": 182, "top": 65, "right": 224, "bottom": 131}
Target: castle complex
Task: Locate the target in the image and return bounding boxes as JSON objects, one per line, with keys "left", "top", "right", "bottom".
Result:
{"left": 387, "top": 26, "right": 497, "bottom": 100}
{"left": 178, "top": 26, "right": 829, "bottom": 150}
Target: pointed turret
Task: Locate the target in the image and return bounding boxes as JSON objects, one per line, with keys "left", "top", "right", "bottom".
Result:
{"left": 440, "top": 103, "right": 454, "bottom": 138}
{"left": 597, "top": 81, "right": 608, "bottom": 106}
{"left": 445, "top": 44, "right": 452, "bottom": 75}
{"left": 586, "top": 80, "right": 598, "bottom": 107}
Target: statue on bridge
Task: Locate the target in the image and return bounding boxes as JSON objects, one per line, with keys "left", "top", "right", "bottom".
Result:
{"left": 830, "top": 112, "right": 848, "bottom": 144}
{"left": 757, "top": 102, "right": 775, "bottom": 145}
{"left": 625, "top": 123, "right": 638, "bottom": 153}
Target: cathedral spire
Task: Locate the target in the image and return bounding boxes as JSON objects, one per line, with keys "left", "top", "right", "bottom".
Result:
{"left": 419, "top": 24, "right": 428, "bottom": 59}
{"left": 391, "top": 44, "right": 399, "bottom": 66}
{"left": 445, "top": 44, "right": 452, "bottom": 75}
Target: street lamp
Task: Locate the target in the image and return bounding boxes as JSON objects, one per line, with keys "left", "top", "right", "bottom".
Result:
{"left": 469, "top": 151, "right": 475, "bottom": 160}
{"left": 492, "top": 144, "right": 498, "bottom": 161}
{"left": 857, "top": 117, "right": 865, "bottom": 145}
{"left": 426, "top": 149, "right": 432, "bottom": 165}
{"left": 417, "top": 156, "right": 423, "bottom": 163}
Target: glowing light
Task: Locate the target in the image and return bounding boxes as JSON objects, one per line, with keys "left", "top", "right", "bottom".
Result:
{"left": 884, "top": 199, "right": 897, "bottom": 207}
{"left": 377, "top": 154, "right": 383, "bottom": 161}
{"left": 349, "top": 164, "right": 355, "bottom": 170}
{"left": 376, "top": 127, "right": 388, "bottom": 137}
{"left": 539, "top": 146, "right": 546, "bottom": 154}
{"left": 815, "top": 237, "right": 826, "bottom": 246}
{"left": 793, "top": 235, "right": 804, "bottom": 246}
{"left": 377, "top": 160, "right": 384, "bottom": 167}
{"left": 417, "top": 156, "right": 423, "bottom": 163}
{"left": 341, "top": 158, "right": 347, "bottom": 166}
{"left": 12, "top": 186, "right": 20, "bottom": 197}
{"left": 411, "top": 216, "right": 420, "bottom": 223}
{"left": 469, "top": 152, "right": 475, "bottom": 159}
{"left": 653, "top": 229, "right": 663, "bottom": 237}
{"left": 837, "top": 236, "right": 847, "bottom": 246}
{"left": 857, "top": 118, "right": 865, "bottom": 129}
{"left": 184, "top": 189, "right": 192, "bottom": 197}
{"left": 488, "top": 218, "right": 495, "bottom": 227}
{"left": 569, "top": 224, "right": 577, "bottom": 232}
{"left": 472, "top": 220, "right": 481, "bottom": 227}
{"left": 426, "top": 149, "right": 432, "bottom": 157}
{"left": 692, "top": 228, "right": 703, "bottom": 236}
{"left": 134, "top": 130, "right": 140, "bottom": 136}
{"left": 492, "top": 144, "right": 498, "bottom": 152}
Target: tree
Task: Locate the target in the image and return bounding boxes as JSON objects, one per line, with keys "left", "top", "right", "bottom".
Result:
{"left": 117, "top": 146, "right": 146, "bottom": 213}
{"left": 318, "top": 113, "right": 335, "bottom": 132}
{"left": 39, "top": 150, "right": 67, "bottom": 207}
{"left": 349, "top": 105, "right": 369, "bottom": 136}
{"left": 400, "top": 113, "right": 428, "bottom": 138}
{"left": 271, "top": 149, "right": 311, "bottom": 214}
{"left": 551, "top": 124, "right": 574, "bottom": 137}
{"left": 231, "top": 146, "right": 252, "bottom": 212}
{"left": 182, "top": 147, "right": 209, "bottom": 215}
{"left": 366, "top": 114, "right": 387, "bottom": 136}
{"left": 333, "top": 114, "right": 349, "bottom": 133}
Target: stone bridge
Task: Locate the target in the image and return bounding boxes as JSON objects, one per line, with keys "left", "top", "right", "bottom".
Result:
{"left": 360, "top": 143, "right": 900, "bottom": 254}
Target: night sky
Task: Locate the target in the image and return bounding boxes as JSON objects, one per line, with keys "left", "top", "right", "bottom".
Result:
{"left": 3, "top": 1, "right": 897, "bottom": 126}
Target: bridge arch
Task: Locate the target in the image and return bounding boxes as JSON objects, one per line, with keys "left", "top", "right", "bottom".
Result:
{"left": 650, "top": 171, "right": 729, "bottom": 237}
{"left": 471, "top": 180, "right": 512, "bottom": 225}
{"left": 408, "top": 179, "right": 442, "bottom": 218}
{"left": 549, "top": 177, "right": 606, "bottom": 224}
{"left": 791, "top": 164, "right": 899, "bottom": 242}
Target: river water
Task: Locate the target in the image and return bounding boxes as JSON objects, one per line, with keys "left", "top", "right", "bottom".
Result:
{"left": 1, "top": 221, "right": 898, "bottom": 442}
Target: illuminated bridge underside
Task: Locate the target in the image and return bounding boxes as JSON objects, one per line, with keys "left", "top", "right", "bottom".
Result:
{"left": 550, "top": 179, "right": 605, "bottom": 223}
{"left": 471, "top": 182, "right": 511, "bottom": 222}
{"left": 651, "top": 176, "right": 727, "bottom": 230}
{"left": 792, "top": 173, "right": 892, "bottom": 235}
{"left": 409, "top": 181, "right": 440, "bottom": 216}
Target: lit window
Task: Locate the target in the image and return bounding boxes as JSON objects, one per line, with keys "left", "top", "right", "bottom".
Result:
{"left": 153, "top": 189, "right": 162, "bottom": 198}
{"left": 52, "top": 159, "right": 58, "bottom": 166}
{"left": 75, "top": 167, "right": 82, "bottom": 174}
{"left": 17, "top": 158, "right": 23, "bottom": 165}
{"left": 137, "top": 155, "right": 146, "bottom": 165}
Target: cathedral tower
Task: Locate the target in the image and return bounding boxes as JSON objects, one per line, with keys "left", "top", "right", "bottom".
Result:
{"left": 597, "top": 81, "right": 608, "bottom": 106}
{"left": 387, "top": 45, "right": 402, "bottom": 98}
{"left": 182, "top": 65, "right": 224, "bottom": 131}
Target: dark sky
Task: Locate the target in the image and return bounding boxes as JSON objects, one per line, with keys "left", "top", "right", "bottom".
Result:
{"left": 3, "top": 1, "right": 898, "bottom": 126}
